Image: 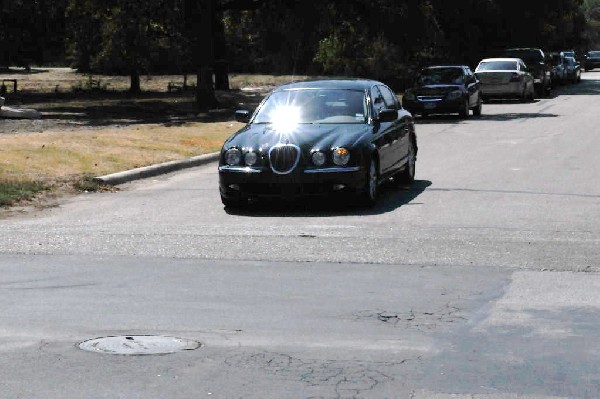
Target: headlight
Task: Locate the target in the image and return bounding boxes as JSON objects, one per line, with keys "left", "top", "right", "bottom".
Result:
{"left": 244, "top": 151, "right": 258, "bottom": 166}
{"left": 332, "top": 148, "right": 350, "bottom": 166}
{"left": 403, "top": 91, "right": 416, "bottom": 101}
{"left": 312, "top": 151, "right": 326, "bottom": 167}
{"left": 446, "top": 90, "right": 462, "bottom": 100}
{"left": 225, "top": 148, "right": 242, "bottom": 166}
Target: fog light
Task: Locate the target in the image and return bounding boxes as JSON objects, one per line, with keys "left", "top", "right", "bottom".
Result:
{"left": 228, "top": 184, "right": 240, "bottom": 191}
{"left": 312, "top": 151, "right": 326, "bottom": 166}
{"left": 245, "top": 152, "right": 258, "bottom": 166}
{"left": 333, "top": 184, "right": 346, "bottom": 191}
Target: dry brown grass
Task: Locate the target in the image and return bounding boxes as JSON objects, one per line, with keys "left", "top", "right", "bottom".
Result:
{"left": 0, "top": 122, "right": 243, "bottom": 182}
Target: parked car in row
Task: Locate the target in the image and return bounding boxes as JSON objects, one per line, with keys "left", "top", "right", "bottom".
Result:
{"left": 584, "top": 51, "right": 600, "bottom": 71}
{"left": 548, "top": 52, "right": 567, "bottom": 85}
{"left": 564, "top": 56, "right": 582, "bottom": 83}
{"left": 562, "top": 49, "right": 578, "bottom": 62}
{"left": 219, "top": 79, "right": 417, "bottom": 208}
{"left": 474, "top": 58, "right": 535, "bottom": 102}
{"left": 402, "top": 65, "right": 482, "bottom": 118}
{"left": 501, "top": 48, "right": 552, "bottom": 95}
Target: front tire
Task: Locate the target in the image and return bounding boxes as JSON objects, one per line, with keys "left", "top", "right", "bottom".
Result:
{"left": 397, "top": 137, "right": 417, "bottom": 184}
{"left": 472, "top": 97, "right": 483, "bottom": 116}
{"left": 359, "top": 157, "right": 379, "bottom": 206}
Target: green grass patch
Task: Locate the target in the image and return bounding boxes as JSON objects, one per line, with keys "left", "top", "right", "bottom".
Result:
{"left": 0, "top": 180, "right": 50, "bottom": 207}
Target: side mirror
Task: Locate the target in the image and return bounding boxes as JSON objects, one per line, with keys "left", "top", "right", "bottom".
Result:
{"left": 377, "top": 109, "right": 398, "bottom": 123}
{"left": 235, "top": 110, "right": 251, "bottom": 123}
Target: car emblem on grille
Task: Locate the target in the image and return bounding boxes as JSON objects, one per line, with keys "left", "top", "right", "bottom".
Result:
{"left": 269, "top": 143, "right": 301, "bottom": 175}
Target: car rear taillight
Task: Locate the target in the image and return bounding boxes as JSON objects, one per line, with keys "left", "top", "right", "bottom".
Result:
{"left": 510, "top": 73, "right": 522, "bottom": 82}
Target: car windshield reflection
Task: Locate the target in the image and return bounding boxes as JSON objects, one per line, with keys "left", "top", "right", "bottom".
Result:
{"left": 476, "top": 61, "right": 518, "bottom": 71}
{"left": 253, "top": 89, "right": 368, "bottom": 125}
{"left": 417, "top": 68, "right": 464, "bottom": 85}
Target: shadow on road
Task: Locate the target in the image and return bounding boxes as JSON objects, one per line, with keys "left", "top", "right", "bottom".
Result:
{"left": 224, "top": 180, "right": 432, "bottom": 217}
{"left": 415, "top": 111, "right": 558, "bottom": 124}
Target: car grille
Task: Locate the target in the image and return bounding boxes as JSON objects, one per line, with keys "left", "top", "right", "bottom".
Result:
{"left": 269, "top": 144, "right": 301, "bottom": 175}
{"left": 417, "top": 96, "right": 443, "bottom": 101}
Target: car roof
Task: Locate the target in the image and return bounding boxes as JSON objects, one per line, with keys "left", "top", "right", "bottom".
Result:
{"left": 504, "top": 48, "right": 543, "bottom": 52}
{"left": 479, "top": 58, "right": 522, "bottom": 62}
{"left": 273, "top": 79, "right": 382, "bottom": 92}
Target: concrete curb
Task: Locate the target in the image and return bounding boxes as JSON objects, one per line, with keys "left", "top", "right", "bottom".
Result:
{"left": 94, "top": 152, "right": 220, "bottom": 186}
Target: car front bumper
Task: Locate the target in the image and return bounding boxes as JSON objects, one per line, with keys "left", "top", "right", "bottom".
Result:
{"left": 219, "top": 165, "right": 366, "bottom": 200}
{"left": 403, "top": 97, "right": 463, "bottom": 115}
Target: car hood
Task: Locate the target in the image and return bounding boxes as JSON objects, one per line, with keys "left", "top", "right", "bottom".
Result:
{"left": 223, "top": 123, "right": 372, "bottom": 154}
{"left": 410, "top": 85, "right": 462, "bottom": 96}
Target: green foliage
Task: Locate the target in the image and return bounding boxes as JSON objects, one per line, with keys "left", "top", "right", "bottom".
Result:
{"left": 0, "top": 181, "right": 49, "bottom": 207}
{"left": 0, "top": 0, "right": 595, "bottom": 93}
{"left": 70, "top": 75, "right": 110, "bottom": 92}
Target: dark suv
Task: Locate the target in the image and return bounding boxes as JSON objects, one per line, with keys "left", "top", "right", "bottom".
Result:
{"left": 584, "top": 51, "right": 600, "bottom": 71}
{"left": 501, "top": 48, "right": 552, "bottom": 96}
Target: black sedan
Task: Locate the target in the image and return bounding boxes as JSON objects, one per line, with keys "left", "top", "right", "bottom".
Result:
{"left": 219, "top": 79, "right": 417, "bottom": 207}
{"left": 403, "top": 65, "right": 483, "bottom": 118}
{"left": 584, "top": 50, "right": 600, "bottom": 71}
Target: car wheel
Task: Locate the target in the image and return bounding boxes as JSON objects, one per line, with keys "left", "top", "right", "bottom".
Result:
{"left": 472, "top": 97, "right": 483, "bottom": 116}
{"left": 520, "top": 87, "right": 528, "bottom": 103}
{"left": 458, "top": 99, "right": 469, "bottom": 118}
{"left": 359, "top": 157, "right": 379, "bottom": 206}
{"left": 528, "top": 85, "right": 535, "bottom": 102}
{"left": 396, "top": 136, "right": 417, "bottom": 184}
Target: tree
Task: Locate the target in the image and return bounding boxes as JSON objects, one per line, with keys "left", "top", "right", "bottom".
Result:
{"left": 0, "top": 0, "right": 67, "bottom": 68}
{"left": 67, "top": 0, "right": 187, "bottom": 93}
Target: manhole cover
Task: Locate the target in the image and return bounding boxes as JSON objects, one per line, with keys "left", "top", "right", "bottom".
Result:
{"left": 78, "top": 335, "right": 201, "bottom": 355}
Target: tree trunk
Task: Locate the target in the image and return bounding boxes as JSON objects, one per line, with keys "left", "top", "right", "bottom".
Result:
{"left": 214, "top": 60, "right": 229, "bottom": 90}
{"left": 196, "top": 66, "right": 218, "bottom": 110}
{"left": 130, "top": 69, "right": 141, "bottom": 94}
{"left": 188, "top": 0, "right": 218, "bottom": 111}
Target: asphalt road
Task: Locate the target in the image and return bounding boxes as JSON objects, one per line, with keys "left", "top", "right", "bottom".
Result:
{"left": 1, "top": 73, "right": 599, "bottom": 398}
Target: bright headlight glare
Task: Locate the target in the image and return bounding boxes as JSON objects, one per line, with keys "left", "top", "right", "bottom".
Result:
{"left": 333, "top": 148, "right": 350, "bottom": 166}
{"left": 312, "top": 151, "right": 326, "bottom": 166}
{"left": 244, "top": 151, "right": 258, "bottom": 166}
{"left": 447, "top": 90, "right": 462, "bottom": 100}
{"left": 225, "top": 149, "right": 242, "bottom": 166}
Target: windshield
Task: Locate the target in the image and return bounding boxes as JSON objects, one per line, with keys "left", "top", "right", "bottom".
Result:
{"left": 476, "top": 61, "right": 518, "bottom": 71}
{"left": 253, "top": 89, "right": 367, "bottom": 125}
{"left": 502, "top": 49, "right": 543, "bottom": 63}
{"left": 417, "top": 68, "right": 464, "bottom": 85}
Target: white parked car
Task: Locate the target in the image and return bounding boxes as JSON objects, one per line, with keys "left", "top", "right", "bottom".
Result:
{"left": 475, "top": 58, "right": 535, "bottom": 102}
